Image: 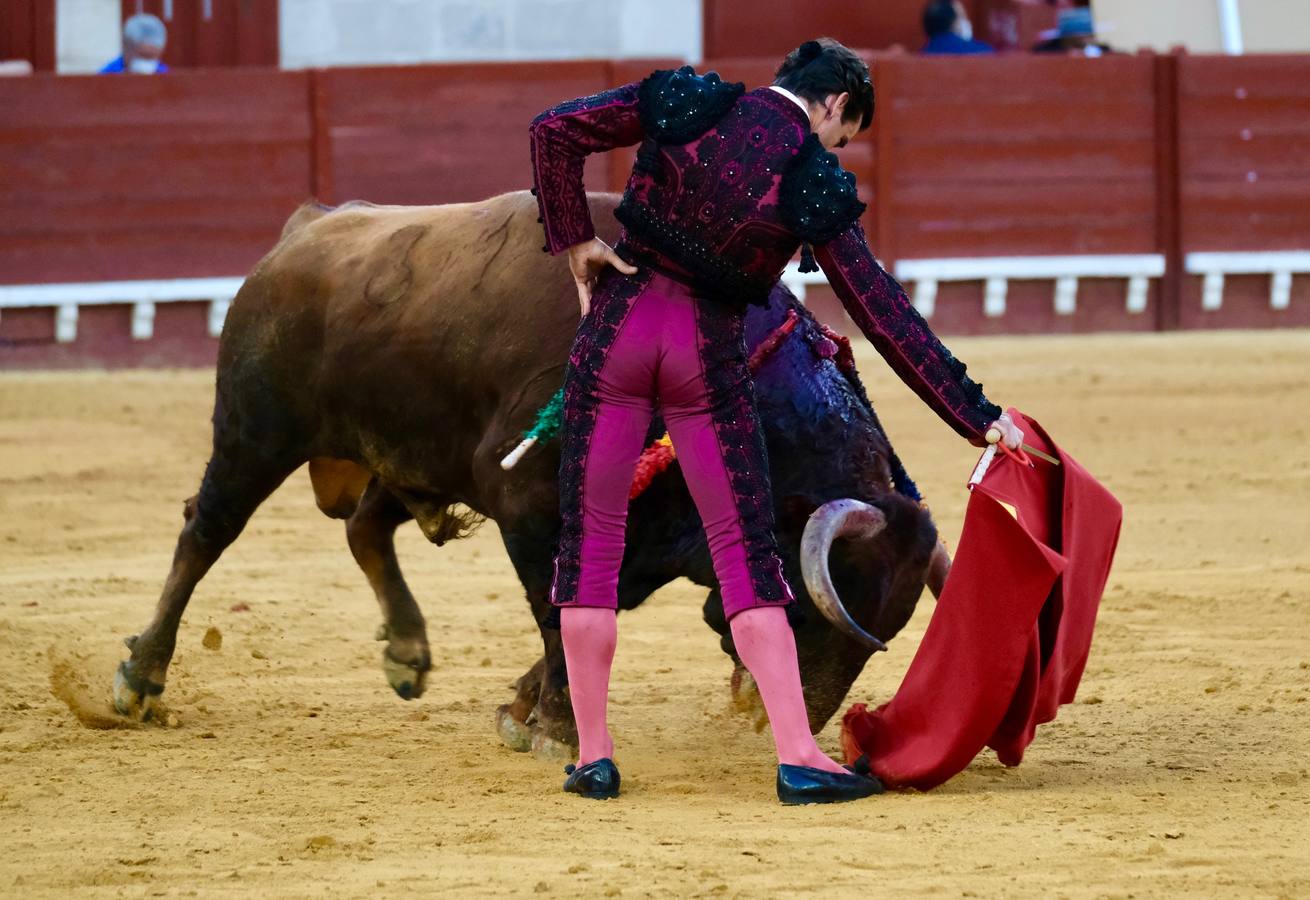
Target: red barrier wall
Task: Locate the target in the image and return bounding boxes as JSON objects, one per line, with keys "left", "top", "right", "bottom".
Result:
{"left": 314, "top": 61, "right": 627, "bottom": 206}
{"left": 1176, "top": 55, "right": 1310, "bottom": 329}
{"left": 3, "top": 54, "right": 1309, "bottom": 369}
{"left": 0, "top": 70, "right": 313, "bottom": 284}
{"left": 874, "top": 54, "right": 1161, "bottom": 335}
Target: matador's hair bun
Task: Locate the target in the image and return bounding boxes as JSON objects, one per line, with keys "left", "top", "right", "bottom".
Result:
{"left": 774, "top": 37, "right": 874, "bottom": 130}
{"left": 795, "top": 40, "right": 824, "bottom": 65}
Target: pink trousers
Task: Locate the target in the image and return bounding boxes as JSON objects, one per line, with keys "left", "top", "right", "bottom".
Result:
{"left": 551, "top": 269, "right": 794, "bottom": 620}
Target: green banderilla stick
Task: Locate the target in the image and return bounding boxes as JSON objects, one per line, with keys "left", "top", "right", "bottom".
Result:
{"left": 499, "top": 387, "right": 565, "bottom": 470}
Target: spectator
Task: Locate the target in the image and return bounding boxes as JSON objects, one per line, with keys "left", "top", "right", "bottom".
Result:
{"left": 100, "top": 13, "right": 169, "bottom": 74}
{"left": 921, "top": 0, "right": 995, "bottom": 55}
{"left": 1033, "top": 2, "right": 1113, "bottom": 56}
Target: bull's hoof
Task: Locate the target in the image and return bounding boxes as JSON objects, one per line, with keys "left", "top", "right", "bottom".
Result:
{"left": 496, "top": 704, "right": 533, "bottom": 753}
{"left": 113, "top": 660, "right": 164, "bottom": 722}
{"left": 382, "top": 652, "right": 428, "bottom": 700}
{"left": 531, "top": 731, "right": 577, "bottom": 763}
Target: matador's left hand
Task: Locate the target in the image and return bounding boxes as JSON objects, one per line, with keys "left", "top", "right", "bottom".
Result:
{"left": 567, "top": 238, "right": 638, "bottom": 317}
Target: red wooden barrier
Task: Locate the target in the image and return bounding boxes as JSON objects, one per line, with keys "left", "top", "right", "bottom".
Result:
{"left": 1176, "top": 55, "right": 1310, "bottom": 328}
{"left": 0, "top": 70, "right": 313, "bottom": 284}
{"left": 3, "top": 54, "right": 1310, "bottom": 370}
{"left": 312, "top": 61, "right": 617, "bottom": 206}
{"left": 885, "top": 56, "right": 1158, "bottom": 260}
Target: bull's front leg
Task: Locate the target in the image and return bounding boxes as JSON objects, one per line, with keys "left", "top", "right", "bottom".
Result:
{"left": 499, "top": 533, "right": 578, "bottom": 762}
{"left": 345, "top": 481, "right": 432, "bottom": 700}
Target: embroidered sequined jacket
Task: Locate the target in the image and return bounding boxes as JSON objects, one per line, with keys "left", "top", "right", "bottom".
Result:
{"left": 529, "top": 66, "right": 1002, "bottom": 442}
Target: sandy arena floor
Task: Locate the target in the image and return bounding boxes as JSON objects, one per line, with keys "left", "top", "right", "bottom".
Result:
{"left": 1, "top": 330, "right": 1308, "bottom": 898}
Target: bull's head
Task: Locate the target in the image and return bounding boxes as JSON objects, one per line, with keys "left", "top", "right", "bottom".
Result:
{"left": 723, "top": 286, "right": 946, "bottom": 732}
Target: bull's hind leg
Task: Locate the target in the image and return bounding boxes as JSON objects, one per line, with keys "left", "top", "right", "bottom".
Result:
{"left": 499, "top": 532, "right": 577, "bottom": 761}
{"left": 114, "top": 446, "right": 301, "bottom": 720}
{"left": 345, "top": 480, "right": 432, "bottom": 700}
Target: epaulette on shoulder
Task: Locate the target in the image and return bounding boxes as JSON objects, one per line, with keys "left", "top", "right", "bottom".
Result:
{"left": 779, "top": 134, "right": 867, "bottom": 245}
{"left": 637, "top": 65, "right": 745, "bottom": 145}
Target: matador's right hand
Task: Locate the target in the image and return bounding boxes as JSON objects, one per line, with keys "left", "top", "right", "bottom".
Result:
{"left": 986, "top": 412, "right": 1025, "bottom": 450}
{"left": 567, "top": 238, "right": 638, "bottom": 317}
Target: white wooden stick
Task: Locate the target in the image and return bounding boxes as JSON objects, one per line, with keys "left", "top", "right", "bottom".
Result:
{"left": 500, "top": 435, "right": 538, "bottom": 470}
{"left": 969, "top": 444, "right": 998, "bottom": 487}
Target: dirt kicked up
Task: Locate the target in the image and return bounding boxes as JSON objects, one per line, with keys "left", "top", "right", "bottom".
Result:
{"left": 1, "top": 330, "right": 1308, "bottom": 897}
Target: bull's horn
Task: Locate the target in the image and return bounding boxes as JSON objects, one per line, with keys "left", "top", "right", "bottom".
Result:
{"left": 926, "top": 541, "right": 952, "bottom": 600}
{"left": 800, "top": 499, "right": 888, "bottom": 653}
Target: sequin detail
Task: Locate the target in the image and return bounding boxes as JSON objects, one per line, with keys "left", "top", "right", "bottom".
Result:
{"left": 779, "top": 134, "right": 867, "bottom": 245}
{"left": 615, "top": 88, "right": 810, "bottom": 307}
{"left": 637, "top": 66, "right": 744, "bottom": 145}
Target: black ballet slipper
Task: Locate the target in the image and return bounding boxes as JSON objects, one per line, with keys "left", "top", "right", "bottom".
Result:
{"left": 776, "top": 757, "right": 884, "bottom": 805}
{"left": 563, "top": 758, "right": 621, "bottom": 800}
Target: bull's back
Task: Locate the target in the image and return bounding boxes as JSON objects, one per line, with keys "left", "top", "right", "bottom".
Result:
{"left": 218, "top": 191, "right": 616, "bottom": 486}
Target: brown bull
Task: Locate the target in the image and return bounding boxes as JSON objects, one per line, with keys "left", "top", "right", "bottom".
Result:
{"left": 113, "top": 191, "right": 947, "bottom": 759}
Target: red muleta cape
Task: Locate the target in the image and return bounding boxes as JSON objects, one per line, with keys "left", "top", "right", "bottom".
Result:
{"left": 841, "top": 410, "right": 1122, "bottom": 790}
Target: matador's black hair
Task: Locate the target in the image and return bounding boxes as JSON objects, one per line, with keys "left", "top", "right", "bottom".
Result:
{"left": 773, "top": 38, "right": 874, "bottom": 130}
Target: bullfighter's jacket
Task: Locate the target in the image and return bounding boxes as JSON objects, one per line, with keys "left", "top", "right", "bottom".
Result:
{"left": 530, "top": 66, "right": 1002, "bottom": 443}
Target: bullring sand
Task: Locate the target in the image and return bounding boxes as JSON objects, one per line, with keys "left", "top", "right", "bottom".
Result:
{"left": 1, "top": 331, "right": 1308, "bottom": 897}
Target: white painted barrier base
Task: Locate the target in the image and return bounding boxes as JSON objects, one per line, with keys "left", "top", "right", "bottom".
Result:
{"left": 1185, "top": 251, "right": 1310, "bottom": 311}
{"left": 2, "top": 252, "right": 1301, "bottom": 348}
{"left": 783, "top": 254, "right": 1165, "bottom": 319}
{"left": 0, "top": 277, "right": 244, "bottom": 343}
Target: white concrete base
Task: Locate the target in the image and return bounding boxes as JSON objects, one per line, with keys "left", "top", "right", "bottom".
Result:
{"left": 782, "top": 254, "right": 1166, "bottom": 320}
{"left": 1186, "top": 251, "right": 1310, "bottom": 311}
{"left": 0, "top": 277, "right": 244, "bottom": 343}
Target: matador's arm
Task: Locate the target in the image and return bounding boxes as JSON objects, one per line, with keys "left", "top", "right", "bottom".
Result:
{"left": 814, "top": 222, "right": 1002, "bottom": 445}
{"left": 529, "top": 82, "right": 644, "bottom": 254}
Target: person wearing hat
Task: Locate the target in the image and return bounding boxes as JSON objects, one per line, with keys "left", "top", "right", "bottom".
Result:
{"left": 1034, "top": 1, "right": 1114, "bottom": 56}
{"left": 100, "top": 13, "right": 170, "bottom": 74}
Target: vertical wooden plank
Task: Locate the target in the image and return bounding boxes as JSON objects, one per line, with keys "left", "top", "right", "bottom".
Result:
{"left": 0, "top": 0, "right": 24, "bottom": 59}
{"left": 33, "top": 0, "right": 56, "bottom": 70}
{"left": 193, "top": 0, "right": 233, "bottom": 67}
{"left": 872, "top": 56, "right": 897, "bottom": 269}
{"left": 311, "top": 69, "right": 334, "bottom": 203}
{"left": 1153, "top": 51, "right": 1183, "bottom": 332}
{"left": 171, "top": 0, "right": 197, "bottom": 69}
{"left": 0, "top": 0, "right": 34, "bottom": 66}
{"left": 1, "top": 0, "right": 56, "bottom": 71}
{"left": 236, "top": 0, "right": 280, "bottom": 67}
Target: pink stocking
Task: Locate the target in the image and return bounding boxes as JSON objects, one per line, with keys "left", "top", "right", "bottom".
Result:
{"left": 560, "top": 606, "right": 618, "bottom": 766}
{"left": 730, "top": 606, "right": 847, "bottom": 773}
